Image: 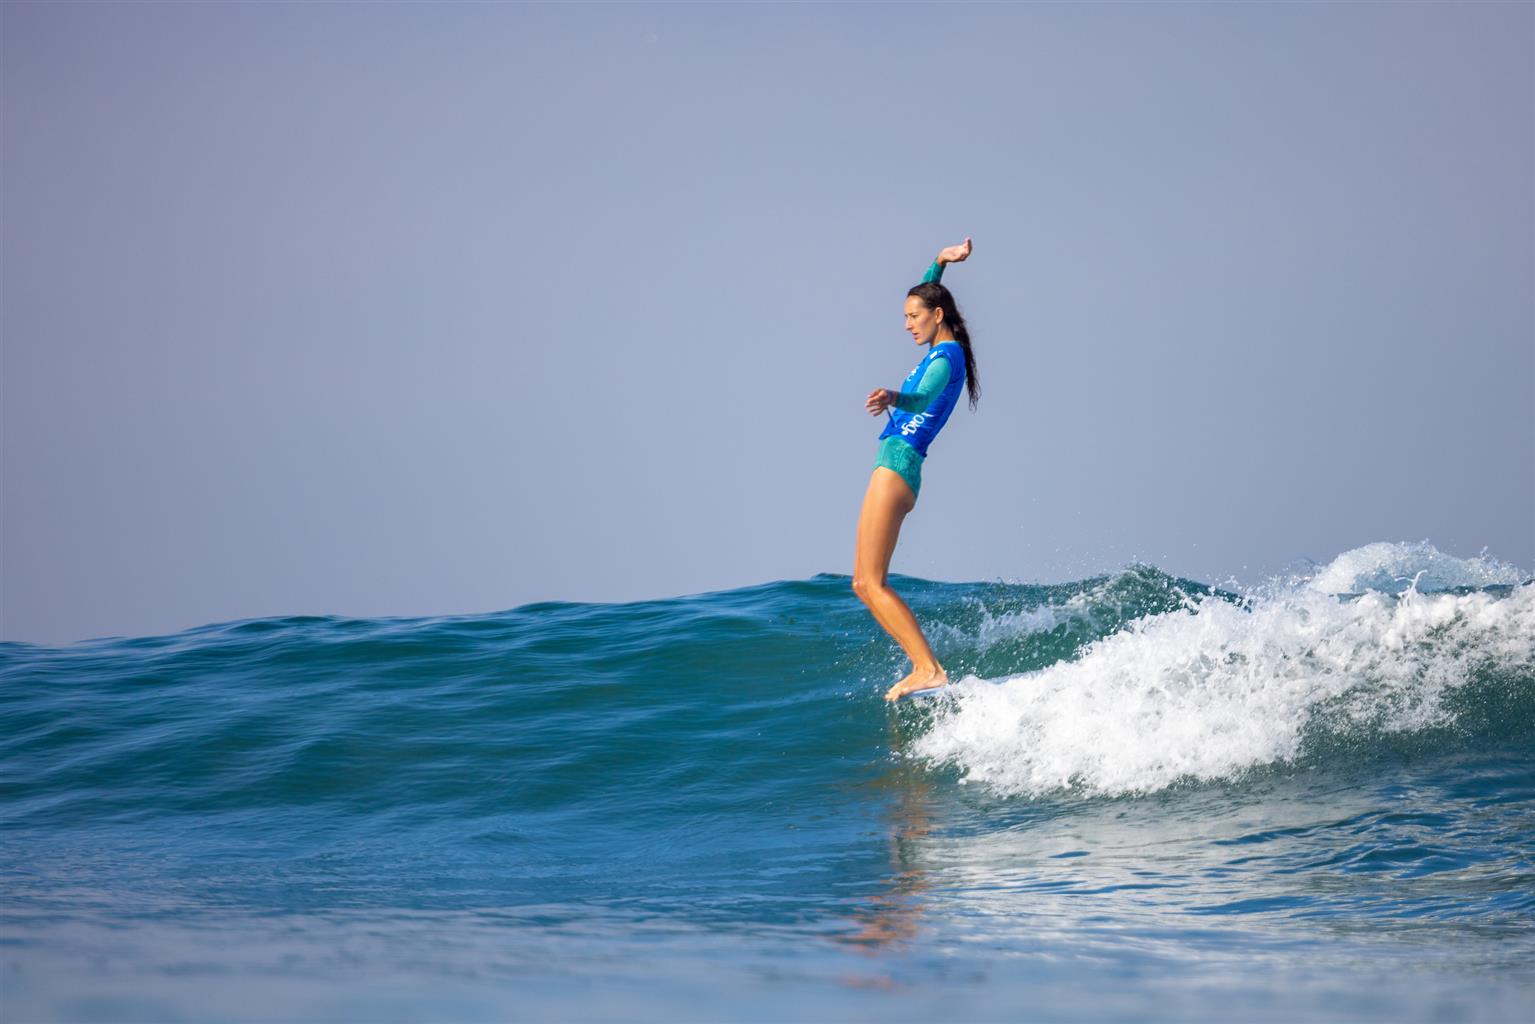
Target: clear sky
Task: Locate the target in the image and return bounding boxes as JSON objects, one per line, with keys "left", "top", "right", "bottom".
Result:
{"left": 3, "top": 1, "right": 1531, "bottom": 644}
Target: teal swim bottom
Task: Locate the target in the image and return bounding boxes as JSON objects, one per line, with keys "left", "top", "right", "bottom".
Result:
{"left": 873, "top": 435, "right": 924, "bottom": 499}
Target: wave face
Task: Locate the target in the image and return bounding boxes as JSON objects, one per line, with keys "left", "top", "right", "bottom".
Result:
{"left": 3, "top": 542, "right": 1533, "bottom": 1022}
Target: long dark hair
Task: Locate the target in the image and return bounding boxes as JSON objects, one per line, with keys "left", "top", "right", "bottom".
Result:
{"left": 907, "top": 281, "right": 980, "bottom": 410}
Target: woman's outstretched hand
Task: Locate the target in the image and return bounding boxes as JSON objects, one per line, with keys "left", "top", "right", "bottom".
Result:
{"left": 865, "top": 388, "right": 895, "bottom": 415}
{"left": 937, "top": 237, "right": 972, "bottom": 266}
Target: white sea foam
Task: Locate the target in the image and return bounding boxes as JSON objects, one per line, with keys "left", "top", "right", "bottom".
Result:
{"left": 912, "top": 543, "right": 1535, "bottom": 798}
{"left": 1305, "top": 540, "right": 1528, "bottom": 596}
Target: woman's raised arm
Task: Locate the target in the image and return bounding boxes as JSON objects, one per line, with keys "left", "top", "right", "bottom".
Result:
{"left": 923, "top": 237, "right": 973, "bottom": 284}
{"left": 927, "top": 234, "right": 976, "bottom": 277}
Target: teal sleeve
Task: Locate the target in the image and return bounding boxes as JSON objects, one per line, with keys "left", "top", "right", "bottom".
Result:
{"left": 921, "top": 259, "right": 944, "bottom": 284}
{"left": 891, "top": 357, "right": 952, "bottom": 413}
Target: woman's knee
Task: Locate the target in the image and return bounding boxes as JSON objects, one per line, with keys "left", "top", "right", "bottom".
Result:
{"left": 851, "top": 573, "right": 886, "bottom": 604}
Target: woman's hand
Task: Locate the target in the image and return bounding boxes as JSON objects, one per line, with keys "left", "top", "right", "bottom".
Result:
{"left": 865, "top": 388, "right": 895, "bottom": 415}
{"left": 937, "top": 237, "right": 972, "bottom": 266}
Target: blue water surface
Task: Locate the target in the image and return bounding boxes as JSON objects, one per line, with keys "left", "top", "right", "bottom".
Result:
{"left": 3, "top": 549, "right": 1533, "bottom": 1022}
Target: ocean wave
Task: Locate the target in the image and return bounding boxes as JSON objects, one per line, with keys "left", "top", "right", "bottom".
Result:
{"left": 910, "top": 543, "right": 1535, "bottom": 798}
{"left": 5, "top": 541, "right": 1530, "bottom": 817}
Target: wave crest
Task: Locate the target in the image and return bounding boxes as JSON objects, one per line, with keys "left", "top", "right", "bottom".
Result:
{"left": 911, "top": 544, "right": 1535, "bottom": 798}
{"left": 1304, "top": 540, "right": 1529, "bottom": 596}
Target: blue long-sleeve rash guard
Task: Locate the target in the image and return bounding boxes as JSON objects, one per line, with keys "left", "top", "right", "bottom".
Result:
{"left": 879, "top": 259, "right": 966, "bottom": 456}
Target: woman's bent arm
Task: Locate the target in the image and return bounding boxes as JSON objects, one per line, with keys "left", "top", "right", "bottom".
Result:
{"left": 890, "top": 359, "right": 952, "bottom": 413}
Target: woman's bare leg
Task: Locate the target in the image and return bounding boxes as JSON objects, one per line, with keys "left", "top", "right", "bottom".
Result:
{"left": 853, "top": 468, "right": 948, "bottom": 701}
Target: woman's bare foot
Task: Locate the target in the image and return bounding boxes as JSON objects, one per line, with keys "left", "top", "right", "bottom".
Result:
{"left": 884, "top": 665, "right": 949, "bottom": 702}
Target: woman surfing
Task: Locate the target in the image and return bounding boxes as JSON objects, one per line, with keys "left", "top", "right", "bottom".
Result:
{"left": 855, "top": 238, "right": 980, "bottom": 701}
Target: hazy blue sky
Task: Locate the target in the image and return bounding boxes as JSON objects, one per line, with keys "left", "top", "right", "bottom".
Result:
{"left": 3, "top": 1, "right": 1531, "bottom": 644}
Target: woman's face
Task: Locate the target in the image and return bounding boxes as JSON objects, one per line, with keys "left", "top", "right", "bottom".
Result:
{"left": 904, "top": 296, "right": 944, "bottom": 346}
